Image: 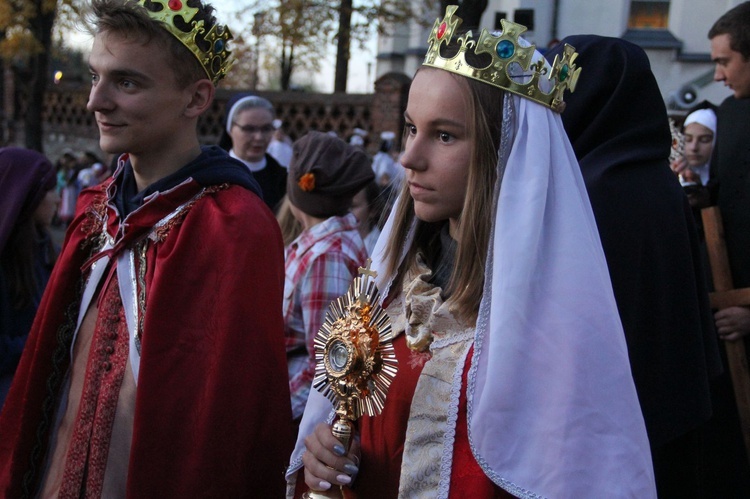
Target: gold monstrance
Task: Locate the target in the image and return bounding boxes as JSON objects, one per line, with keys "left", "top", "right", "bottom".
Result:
{"left": 305, "top": 260, "right": 397, "bottom": 498}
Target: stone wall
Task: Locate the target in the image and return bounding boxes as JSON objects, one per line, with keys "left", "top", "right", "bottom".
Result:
{"left": 7, "top": 73, "right": 412, "bottom": 163}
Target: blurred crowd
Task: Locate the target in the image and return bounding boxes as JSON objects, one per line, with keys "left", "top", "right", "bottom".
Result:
{"left": 53, "top": 149, "right": 112, "bottom": 226}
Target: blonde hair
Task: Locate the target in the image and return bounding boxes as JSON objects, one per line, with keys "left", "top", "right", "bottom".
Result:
{"left": 276, "top": 195, "right": 303, "bottom": 246}
{"left": 384, "top": 72, "right": 502, "bottom": 324}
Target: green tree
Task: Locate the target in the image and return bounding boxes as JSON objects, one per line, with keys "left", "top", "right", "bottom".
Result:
{"left": 220, "top": 34, "right": 257, "bottom": 89}
{"left": 233, "top": 0, "right": 334, "bottom": 92}
{"left": 0, "top": 0, "right": 83, "bottom": 152}
{"left": 276, "top": 1, "right": 334, "bottom": 91}
{"left": 332, "top": 0, "right": 488, "bottom": 92}
{"left": 332, "top": 0, "right": 432, "bottom": 92}
{"left": 236, "top": 0, "right": 437, "bottom": 93}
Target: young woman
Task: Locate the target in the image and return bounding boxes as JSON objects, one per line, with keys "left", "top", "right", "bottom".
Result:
{"left": 284, "top": 132, "right": 375, "bottom": 424}
{"left": 287, "top": 7, "right": 655, "bottom": 498}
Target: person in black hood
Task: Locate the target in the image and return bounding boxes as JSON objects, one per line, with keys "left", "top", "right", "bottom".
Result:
{"left": 546, "top": 35, "right": 723, "bottom": 497}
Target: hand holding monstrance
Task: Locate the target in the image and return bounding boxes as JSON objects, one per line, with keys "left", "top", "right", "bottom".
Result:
{"left": 303, "top": 260, "right": 397, "bottom": 498}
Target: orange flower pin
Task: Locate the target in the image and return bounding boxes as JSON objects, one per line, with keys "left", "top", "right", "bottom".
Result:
{"left": 298, "top": 172, "right": 315, "bottom": 192}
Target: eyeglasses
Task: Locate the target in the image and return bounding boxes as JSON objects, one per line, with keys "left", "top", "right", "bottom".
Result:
{"left": 232, "top": 123, "right": 275, "bottom": 135}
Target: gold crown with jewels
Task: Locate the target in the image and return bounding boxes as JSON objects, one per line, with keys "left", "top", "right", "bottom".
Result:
{"left": 423, "top": 5, "right": 580, "bottom": 112}
{"left": 134, "top": 0, "right": 234, "bottom": 84}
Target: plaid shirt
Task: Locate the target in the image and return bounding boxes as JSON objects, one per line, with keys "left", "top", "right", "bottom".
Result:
{"left": 284, "top": 213, "right": 368, "bottom": 419}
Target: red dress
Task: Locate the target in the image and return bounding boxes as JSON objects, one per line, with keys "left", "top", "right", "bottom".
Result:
{"left": 353, "top": 335, "right": 512, "bottom": 498}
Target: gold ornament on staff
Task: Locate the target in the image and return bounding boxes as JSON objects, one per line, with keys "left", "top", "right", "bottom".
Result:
{"left": 304, "top": 259, "right": 397, "bottom": 499}
{"left": 668, "top": 117, "right": 685, "bottom": 164}
{"left": 669, "top": 116, "right": 698, "bottom": 189}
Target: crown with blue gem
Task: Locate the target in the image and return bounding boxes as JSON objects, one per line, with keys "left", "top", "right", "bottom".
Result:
{"left": 134, "top": 0, "right": 233, "bottom": 84}
{"left": 423, "top": 5, "right": 580, "bottom": 112}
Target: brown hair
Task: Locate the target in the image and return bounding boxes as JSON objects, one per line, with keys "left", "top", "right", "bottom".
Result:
{"left": 384, "top": 70, "right": 503, "bottom": 324}
{"left": 275, "top": 195, "right": 303, "bottom": 246}
{"left": 709, "top": 1, "right": 750, "bottom": 59}
{"left": 90, "top": 0, "right": 214, "bottom": 87}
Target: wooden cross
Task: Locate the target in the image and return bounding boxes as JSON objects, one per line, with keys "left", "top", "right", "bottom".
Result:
{"left": 702, "top": 206, "right": 750, "bottom": 462}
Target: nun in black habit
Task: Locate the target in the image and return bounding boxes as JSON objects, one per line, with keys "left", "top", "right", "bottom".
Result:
{"left": 546, "top": 35, "right": 723, "bottom": 496}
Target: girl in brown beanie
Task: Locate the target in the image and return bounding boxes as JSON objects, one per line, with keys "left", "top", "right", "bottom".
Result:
{"left": 283, "top": 131, "right": 375, "bottom": 424}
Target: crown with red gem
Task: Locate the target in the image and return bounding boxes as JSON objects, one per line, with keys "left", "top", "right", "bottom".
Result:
{"left": 423, "top": 5, "right": 580, "bottom": 112}
{"left": 134, "top": 0, "right": 233, "bottom": 84}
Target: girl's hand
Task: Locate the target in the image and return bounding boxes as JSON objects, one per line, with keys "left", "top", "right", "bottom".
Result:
{"left": 302, "top": 422, "right": 360, "bottom": 492}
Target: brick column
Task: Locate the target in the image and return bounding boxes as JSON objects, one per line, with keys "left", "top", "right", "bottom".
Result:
{"left": 370, "top": 72, "right": 411, "bottom": 154}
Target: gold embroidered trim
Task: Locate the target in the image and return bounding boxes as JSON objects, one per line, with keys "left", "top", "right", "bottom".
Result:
{"left": 135, "top": 239, "right": 148, "bottom": 354}
{"left": 149, "top": 184, "right": 228, "bottom": 243}
{"left": 81, "top": 187, "right": 110, "bottom": 251}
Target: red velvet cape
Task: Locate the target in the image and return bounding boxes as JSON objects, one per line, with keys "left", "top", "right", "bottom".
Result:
{"left": 0, "top": 178, "right": 293, "bottom": 497}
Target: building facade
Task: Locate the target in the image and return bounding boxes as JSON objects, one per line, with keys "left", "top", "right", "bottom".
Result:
{"left": 376, "top": 0, "right": 740, "bottom": 108}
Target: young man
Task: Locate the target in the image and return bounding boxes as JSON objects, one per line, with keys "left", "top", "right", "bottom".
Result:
{"left": 710, "top": 2, "right": 750, "bottom": 100}
{"left": 0, "top": 0, "right": 293, "bottom": 497}
{"left": 708, "top": 3, "right": 750, "bottom": 341}
{"left": 702, "top": 2, "right": 750, "bottom": 495}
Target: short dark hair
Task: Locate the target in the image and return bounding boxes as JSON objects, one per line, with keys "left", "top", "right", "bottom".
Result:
{"left": 709, "top": 1, "right": 750, "bottom": 59}
{"left": 90, "top": 0, "right": 216, "bottom": 87}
